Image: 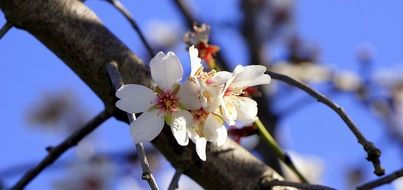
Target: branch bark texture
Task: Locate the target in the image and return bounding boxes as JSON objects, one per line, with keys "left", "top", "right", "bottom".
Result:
{"left": 1, "top": 0, "right": 288, "bottom": 189}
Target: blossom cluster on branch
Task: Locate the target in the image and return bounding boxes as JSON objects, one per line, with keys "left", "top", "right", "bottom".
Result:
{"left": 115, "top": 46, "right": 271, "bottom": 160}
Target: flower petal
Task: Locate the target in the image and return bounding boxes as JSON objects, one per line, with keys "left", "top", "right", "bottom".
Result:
{"left": 150, "top": 51, "right": 183, "bottom": 90}
{"left": 211, "top": 71, "right": 232, "bottom": 85}
{"left": 189, "top": 45, "right": 202, "bottom": 77}
{"left": 116, "top": 84, "right": 157, "bottom": 113}
{"left": 130, "top": 110, "right": 164, "bottom": 144}
{"left": 221, "top": 96, "right": 237, "bottom": 125}
{"left": 195, "top": 136, "right": 207, "bottom": 161}
{"left": 235, "top": 97, "right": 258, "bottom": 125}
{"left": 177, "top": 80, "right": 201, "bottom": 110}
{"left": 170, "top": 110, "right": 193, "bottom": 146}
{"left": 203, "top": 113, "right": 227, "bottom": 146}
{"left": 201, "top": 84, "right": 224, "bottom": 112}
{"left": 231, "top": 65, "right": 271, "bottom": 89}
{"left": 215, "top": 125, "right": 227, "bottom": 146}
{"left": 189, "top": 131, "right": 207, "bottom": 161}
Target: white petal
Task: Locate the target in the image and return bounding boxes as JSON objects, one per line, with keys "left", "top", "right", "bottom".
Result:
{"left": 203, "top": 113, "right": 226, "bottom": 146}
{"left": 215, "top": 125, "right": 228, "bottom": 146}
{"left": 202, "top": 85, "right": 224, "bottom": 113}
{"left": 177, "top": 80, "right": 201, "bottom": 110}
{"left": 150, "top": 51, "right": 183, "bottom": 90}
{"left": 130, "top": 110, "right": 164, "bottom": 144}
{"left": 116, "top": 84, "right": 157, "bottom": 113}
{"left": 221, "top": 96, "right": 237, "bottom": 125}
{"left": 189, "top": 45, "right": 202, "bottom": 77}
{"left": 211, "top": 71, "right": 232, "bottom": 85}
{"left": 195, "top": 137, "right": 207, "bottom": 161}
{"left": 235, "top": 97, "right": 258, "bottom": 125}
{"left": 231, "top": 65, "right": 271, "bottom": 89}
{"left": 170, "top": 110, "right": 193, "bottom": 146}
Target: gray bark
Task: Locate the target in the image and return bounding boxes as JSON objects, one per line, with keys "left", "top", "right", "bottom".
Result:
{"left": 0, "top": 0, "right": 288, "bottom": 189}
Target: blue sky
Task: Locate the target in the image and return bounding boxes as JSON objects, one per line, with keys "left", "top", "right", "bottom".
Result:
{"left": 0, "top": 0, "right": 402, "bottom": 189}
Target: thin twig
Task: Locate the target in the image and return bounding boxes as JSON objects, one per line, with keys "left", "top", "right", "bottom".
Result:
{"left": 106, "top": 61, "right": 159, "bottom": 190}
{"left": 168, "top": 169, "right": 183, "bottom": 190}
{"left": 268, "top": 71, "right": 385, "bottom": 176}
{"left": 0, "top": 22, "right": 13, "bottom": 40}
{"left": 261, "top": 179, "right": 336, "bottom": 190}
{"left": 278, "top": 90, "right": 340, "bottom": 118}
{"left": 11, "top": 110, "right": 111, "bottom": 190}
{"left": 105, "top": 0, "right": 155, "bottom": 57}
{"left": 356, "top": 168, "right": 403, "bottom": 190}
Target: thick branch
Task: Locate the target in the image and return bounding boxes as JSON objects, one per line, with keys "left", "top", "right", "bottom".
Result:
{"left": 268, "top": 71, "right": 385, "bottom": 176}
{"left": 356, "top": 168, "right": 403, "bottom": 190}
{"left": 262, "top": 179, "right": 336, "bottom": 190}
{"left": 0, "top": 0, "right": 289, "bottom": 189}
{"left": 0, "top": 0, "right": 151, "bottom": 114}
{"left": 11, "top": 110, "right": 111, "bottom": 190}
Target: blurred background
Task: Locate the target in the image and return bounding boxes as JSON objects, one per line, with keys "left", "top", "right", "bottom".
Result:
{"left": 0, "top": 0, "right": 402, "bottom": 189}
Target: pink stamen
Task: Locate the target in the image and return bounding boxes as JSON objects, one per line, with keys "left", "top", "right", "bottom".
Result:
{"left": 224, "top": 87, "right": 233, "bottom": 96}
{"left": 206, "top": 78, "right": 214, "bottom": 85}
{"left": 155, "top": 91, "right": 179, "bottom": 113}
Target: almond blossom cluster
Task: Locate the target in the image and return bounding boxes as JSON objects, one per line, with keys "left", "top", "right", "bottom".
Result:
{"left": 115, "top": 46, "right": 271, "bottom": 161}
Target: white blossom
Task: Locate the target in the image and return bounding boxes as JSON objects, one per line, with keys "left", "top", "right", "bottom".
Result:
{"left": 116, "top": 46, "right": 272, "bottom": 161}
{"left": 116, "top": 51, "right": 195, "bottom": 146}
{"left": 216, "top": 65, "right": 271, "bottom": 125}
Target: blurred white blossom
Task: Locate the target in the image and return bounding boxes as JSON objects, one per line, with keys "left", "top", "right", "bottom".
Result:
{"left": 272, "top": 62, "right": 331, "bottom": 83}
{"left": 393, "top": 177, "right": 403, "bottom": 190}
{"left": 53, "top": 158, "right": 116, "bottom": 190}
{"left": 333, "top": 71, "right": 362, "bottom": 91}
{"left": 146, "top": 20, "right": 180, "bottom": 48}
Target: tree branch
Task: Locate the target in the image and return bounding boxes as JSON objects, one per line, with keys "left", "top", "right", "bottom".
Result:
{"left": 356, "top": 168, "right": 403, "bottom": 190}
{"left": 0, "top": 21, "right": 13, "bottom": 39}
{"left": 0, "top": 148, "right": 159, "bottom": 179}
{"left": 10, "top": 110, "right": 111, "bottom": 190}
{"left": 268, "top": 71, "right": 385, "bottom": 176}
{"left": 104, "top": 0, "right": 154, "bottom": 57}
{"left": 1, "top": 0, "right": 291, "bottom": 189}
{"left": 261, "top": 179, "right": 336, "bottom": 190}
{"left": 168, "top": 169, "right": 183, "bottom": 190}
{"left": 106, "top": 61, "right": 159, "bottom": 190}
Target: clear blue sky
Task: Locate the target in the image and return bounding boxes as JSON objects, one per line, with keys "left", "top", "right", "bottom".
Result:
{"left": 0, "top": 0, "right": 402, "bottom": 189}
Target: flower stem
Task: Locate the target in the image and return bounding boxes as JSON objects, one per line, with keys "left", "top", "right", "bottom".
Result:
{"left": 254, "top": 118, "right": 309, "bottom": 183}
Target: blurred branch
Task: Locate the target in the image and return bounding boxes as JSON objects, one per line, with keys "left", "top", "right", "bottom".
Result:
{"left": 168, "top": 169, "right": 183, "bottom": 190}
{"left": 0, "top": 148, "right": 159, "bottom": 179}
{"left": 106, "top": 61, "right": 159, "bottom": 190}
{"left": 11, "top": 110, "right": 112, "bottom": 190}
{"left": 171, "top": 0, "right": 194, "bottom": 29}
{"left": 0, "top": 21, "right": 12, "bottom": 39}
{"left": 356, "top": 168, "right": 403, "bottom": 190}
{"left": 268, "top": 71, "right": 385, "bottom": 176}
{"left": 261, "top": 179, "right": 336, "bottom": 190}
{"left": 104, "top": 0, "right": 154, "bottom": 57}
